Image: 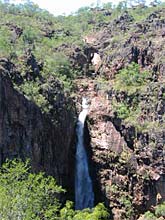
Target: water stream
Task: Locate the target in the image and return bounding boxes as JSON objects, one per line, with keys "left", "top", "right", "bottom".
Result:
{"left": 75, "top": 97, "right": 94, "bottom": 210}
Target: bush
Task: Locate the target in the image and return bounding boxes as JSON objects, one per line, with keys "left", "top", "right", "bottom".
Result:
{"left": 19, "top": 81, "right": 49, "bottom": 112}
{"left": 144, "top": 211, "right": 157, "bottom": 220}
{"left": 0, "top": 26, "right": 12, "bottom": 56}
{"left": 113, "top": 102, "right": 130, "bottom": 119}
{"left": 0, "top": 159, "right": 64, "bottom": 220}
{"left": 114, "top": 62, "right": 150, "bottom": 95}
{"left": 60, "top": 202, "right": 109, "bottom": 220}
{"left": 23, "top": 27, "right": 41, "bottom": 44}
{"left": 155, "top": 202, "right": 165, "bottom": 217}
{"left": 0, "top": 159, "right": 110, "bottom": 220}
{"left": 143, "top": 202, "right": 165, "bottom": 219}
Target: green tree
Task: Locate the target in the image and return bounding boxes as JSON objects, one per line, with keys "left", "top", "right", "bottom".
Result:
{"left": 114, "top": 62, "right": 150, "bottom": 94}
{"left": 0, "top": 159, "right": 109, "bottom": 220}
{"left": 60, "top": 201, "right": 109, "bottom": 220}
{"left": 0, "top": 26, "right": 12, "bottom": 56}
{"left": 0, "top": 159, "right": 64, "bottom": 220}
{"left": 143, "top": 202, "right": 165, "bottom": 219}
{"left": 102, "top": 2, "right": 113, "bottom": 10}
{"left": 151, "top": 0, "right": 161, "bottom": 6}
{"left": 155, "top": 202, "right": 165, "bottom": 218}
{"left": 116, "top": 1, "right": 127, "bottom": 11}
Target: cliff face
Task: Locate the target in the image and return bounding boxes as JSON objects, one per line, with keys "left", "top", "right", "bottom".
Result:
{"left": 0, "top": 70, "right": 76, "bottom": 198}
{"left": 0, "top": 2, "right": 164, "bottom": 219}
{"left": 74, "top": 8, "right": 165, "bottom": 220}
{"left": 76, "top": 77, "right": 164, "bottom": 220}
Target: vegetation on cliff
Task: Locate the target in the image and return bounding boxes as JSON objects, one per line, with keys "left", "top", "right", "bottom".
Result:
{"left": 0, "top": 0, "right": 164, "bottom": 115}
{"left": 0, "top": 0, "right": 164, "bottom": 219}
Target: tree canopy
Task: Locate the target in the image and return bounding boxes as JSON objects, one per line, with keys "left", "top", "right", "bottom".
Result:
{"left": 0, "top": 159, "right": 109, "bottom": 220}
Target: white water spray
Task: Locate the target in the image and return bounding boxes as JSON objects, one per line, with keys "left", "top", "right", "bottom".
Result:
{"left": 75, "top": 98, "right": 94, "bottom": 210}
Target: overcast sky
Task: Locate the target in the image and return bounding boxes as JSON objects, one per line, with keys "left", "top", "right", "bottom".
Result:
{"left": 10, "top": 0, "right": 158, "bottom": 15}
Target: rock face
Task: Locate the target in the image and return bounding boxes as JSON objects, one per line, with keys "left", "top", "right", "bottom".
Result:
{"left": 78, "top": 9, "right": 165, "bottom": 79}
{"left": 76, "top": 78, "right": 164, "bottom": 220}
{"left": 0, "top": 3, "right": 164, "bottom": 219}
{"left": 91, "top": 53, "right": 102, "bottom": 74}
{"left": 73, "top": 11, "right": 165, "bottom": 219}
{"left": 0, "top": 70, "right": 76, "bottom": 199}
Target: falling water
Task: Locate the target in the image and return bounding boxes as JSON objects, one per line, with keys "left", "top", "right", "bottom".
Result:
{"left": 75, "top": 97, "right": 94, "bottom": 210}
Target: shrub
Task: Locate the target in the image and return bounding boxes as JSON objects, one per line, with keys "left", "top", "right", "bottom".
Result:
{"left": 19, "top": 81, "right": 49, "bottom": 112}
{"left": 0, "top": 26, "right": 12, "bottom": 56}
{"left": 23, "top": 27, "right": 41, "bottom": 44}
{"left": 114, "top": 62, "right": 150, "bottom": 95}
{"left": 155, "top": 202, "right": 165, "bottom": 217}
{"left": 60, "top": 202, "right": 109, "bottom": 220}
{"left": 144, "top": 211, "right": 157, "bottom": 220}
{"left": 113, "top": 102, "right": 130, "bottom": 119}
{"left": 143, "top": 202, "right": 165, "bottom": 219}
{"left": 0, "top": 159, "right": 110, "bottom": 220}
{"left": 0, "top": 159, "right": 64, "bottom": 220}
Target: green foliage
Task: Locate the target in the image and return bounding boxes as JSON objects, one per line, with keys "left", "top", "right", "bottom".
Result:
{"left": 41, "top": 52, "right": 75, "bottom": 92}
{"left": 60, "top": 202, "right": 109, "bottom": 220}
{"left": 102, "top": 2, "right": 113, "bottom": 10}
{"left": 119, "top": 195, "right": 133, "bottom": 219}
{"left": 18, "top": 81, "right": 49, "bottom": 112}
{"left": 0, "top": 159, "right": 109, "bottom": 220}
{"left": 0, "top": 0, "right": 163, "bottom": 118}
{"left": 112, "top": 62, "right": 163, "bottom": 133}
{"left": 0, "top": 159, "right": 64, "bottom": 220}
{"left": 155, "top": 202, "right": 165, "bottom": 217}
{"left": 0, "top": 26, "right": 12, "bottom": 56}
{"left": 0, "top": 1, "right": 78, "bottom": 111}
{"left": 96, "top": 76, "right": 110, "bottom": 91}
{"left": 116, "top": 1, "right": 127, "bottom": 12}
{"left": 113, "top": 102, "right": 130, "bottom": 119}
{"left": 107, "top": 184, "right": 118, "bottom": 194}
{"left": 22, "top": 26, "right": 41, "bottom": 44}
{"left": 144, "top": 211, "right": 157, "bottom": 220}
{"left": 129, "top": 2, "right": 163, "bottom": 21}
{"left": 114, "top": 63, "right": 150, "bottom": 95}
{"left": 48, "top": 53, "right": 74, "bottom": 79}
{"left": 111, "top": 63, "right": 155, "bottom": 130}
{"left": 143, "top": 202, "right": 165, "bottom": 219}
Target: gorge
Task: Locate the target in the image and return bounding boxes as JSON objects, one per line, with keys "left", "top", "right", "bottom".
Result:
{"left": 0, "top": 1, "right": 164, "bottom": 219}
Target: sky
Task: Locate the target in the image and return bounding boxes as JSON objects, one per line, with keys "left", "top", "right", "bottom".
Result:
{"left": 10, "top": 0, "right": 158, "bottom": 16}
{"left": 10, "top": 0, "right": 122, "bottom": 15}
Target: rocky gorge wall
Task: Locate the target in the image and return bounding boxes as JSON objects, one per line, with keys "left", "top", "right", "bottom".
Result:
{"left": 0, "top": 3, "right": 164, "bottom": 219}
{"left": 73, "top": 8, "right": 165, "bottom": 219}
{"left": 0, "top": 70, "right": 76, "bottom": 200}
{"left": 76, "top": 78, "right": 164, "bottom": 220}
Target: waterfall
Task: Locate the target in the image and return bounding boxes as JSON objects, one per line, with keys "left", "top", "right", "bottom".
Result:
{"left": 75, "top": 97, "right": 94, "bottom": 210}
